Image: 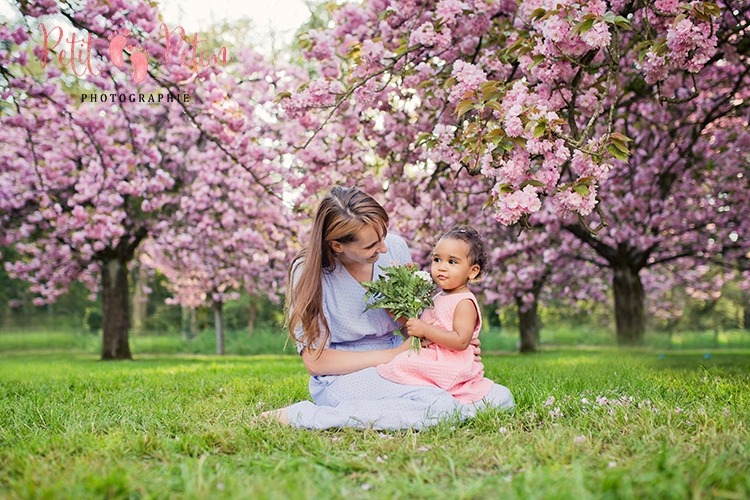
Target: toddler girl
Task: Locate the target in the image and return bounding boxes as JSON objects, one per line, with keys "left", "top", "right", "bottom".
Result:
{"left": 377, "top": 226, "right": 495, "bottom": 404}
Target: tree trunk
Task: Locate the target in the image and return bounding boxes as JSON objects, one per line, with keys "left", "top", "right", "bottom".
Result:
{"left": 612, "top": 264, "right": 646, "bottom": 345}
{"left": 190, "top": 306, "right": 197, "bottom": 338}
{"left": 247, "top": 300, "right": 257, "bottom": 337}
{"left": 131, "top": 261, "right": 148, "bottom": 335}
{"left": 101, "top": 257, "right": 132, "bottom": 360}
{"left": 214, "top": 301, "right": 224, "bottom": 355}
{"left": 516, "top": 296, "right": 540, "bottom": 353}
{"left": 181, "top": 305, "right": 195, "bottom": 341}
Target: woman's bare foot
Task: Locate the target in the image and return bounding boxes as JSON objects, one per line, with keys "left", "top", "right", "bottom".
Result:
{"left": 255, "top": 408, "right": 289, "bottom": 425}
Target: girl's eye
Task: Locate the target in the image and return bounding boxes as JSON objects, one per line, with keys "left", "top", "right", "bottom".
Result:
{"left": 449, "top": 259, "right": 457, "bottom": 264}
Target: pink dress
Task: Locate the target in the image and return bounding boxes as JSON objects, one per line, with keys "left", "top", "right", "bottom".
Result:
{"left": 376, "top": 291, "right": 494, "bottom": 404}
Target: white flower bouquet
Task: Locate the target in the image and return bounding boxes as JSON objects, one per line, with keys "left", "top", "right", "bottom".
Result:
{"left": 362, "top": 262, "right": 436, "bottom": 351}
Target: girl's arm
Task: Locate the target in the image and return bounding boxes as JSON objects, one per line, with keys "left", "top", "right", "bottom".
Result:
{"left": 406, "top": 299, "right": 478, "bottom": 351}
{"left": 300, "top": 341, "right": 410, "bottom": 377}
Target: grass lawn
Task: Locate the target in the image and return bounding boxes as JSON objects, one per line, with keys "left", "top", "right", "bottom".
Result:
{"left": 1, "top": 348, "right": 749, "bottom": 499}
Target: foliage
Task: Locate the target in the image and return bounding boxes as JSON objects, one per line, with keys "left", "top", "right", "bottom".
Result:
{"left": 280, "top": 0, "right": 750, "bottom": 345}
{"left": 363, "top": 263, "right": 436, "bottom": 350}
{"left": 1, "top": 349, "right": 749, "bottom": 498}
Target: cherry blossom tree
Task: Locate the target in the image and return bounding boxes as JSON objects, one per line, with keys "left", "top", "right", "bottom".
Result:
{"left": 281, "top": 0, "right": 749, "bottom": 345}
{"left": 0, "top": 0, "right": 297, "bottom": 359}
{"left": 141, "top": 162, "right": 294, "bottom": 355}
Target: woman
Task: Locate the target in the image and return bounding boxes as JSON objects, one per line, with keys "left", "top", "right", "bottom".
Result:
{"left": 261, "top": 186, "right": 513, "bottom": 429}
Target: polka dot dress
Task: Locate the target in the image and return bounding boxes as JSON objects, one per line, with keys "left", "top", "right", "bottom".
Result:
{"left": 286, "top": 234, "right": 514, "bottom": 430}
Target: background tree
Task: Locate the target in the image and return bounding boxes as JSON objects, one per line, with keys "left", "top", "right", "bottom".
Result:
{"left": 142, "top": 159, "right": 294, "bottom": 355}
{"left": 0, "top": 0, "right": 297, "bottom": 359}
{"left": 279, "top": 0, "right": 750, "bottom": 346}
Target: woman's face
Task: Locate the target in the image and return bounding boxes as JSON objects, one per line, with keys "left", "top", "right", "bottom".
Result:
{"left": 331, "top": 225, "right": 388, "bottom": 267}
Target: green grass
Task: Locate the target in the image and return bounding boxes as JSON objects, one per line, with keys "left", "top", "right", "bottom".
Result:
{"left": 2, "top": 326, "right": 749, "bottom": 356}
{"left": 1, "top": 349, "right": 749, "bottom": 499}
{"left": 0, "top": 328, "right": 294, "bottom": 356}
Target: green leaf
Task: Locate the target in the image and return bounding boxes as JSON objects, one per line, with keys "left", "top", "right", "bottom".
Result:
{"left": 414, "top": 132, "right": 433, "bottom": 147}
{"left": 483, "top": 194, "right": 497, "bottom": 210}
{"left": 703, "top": 2, "right": 721, "bottom": 17}
{"left": 573, "top": 17, "right": 596, "bottom": 36}
{"left": 607, "top": 144, "right": 629, "bottom": 161}
{"left": 455, "top": 100, "right": 475, "bottom": 118}
{"left": 485, "top": 101, "right": 503, "bottom": 113}
{"left": 529, "top": 54, "right": 545, "bottom": 69}
{"left": 538, "top": 9, "right": 560, "bottom": 21}
{"left": 530, "top": 8, "right": 546, "bottom": 20}
{"left": 394, "top": 41, "right": 409, "bottom": 56}
{"left": 610, "top": 132, "right": 632, "bottom": 142}
{"left": 652, "top": 39, "right": 668, "bottom": 56}
{"left": 534, "top": 122, "right": 546, "bottom": 138}
{"left": 613, "top": 16, "right": 631, "bottom": 30}
{"left": 504, "top": 39, "right": 526, "bottom": 57}
{"left": 573, "top": 184, "right": 590, "bottom": 197}
{"left": 611, "top": 140, "right": 629, "bottom": 154}
{"left": 479, "top": 81, "right": 500, "bottom": 92}
{"left": 633, "top": 40, "right": 653, "bottom": 53}
{"left": 520, "top": 179, "right": 546, "bottom": 189}
{"left": 483, "top": 90, "right": 504, "bottom": 101}
{"left": 346, "top": 41, "right": 361, "bottom": 58}
{"left": 500, "top": 140, "right": 515, "bottom": 151}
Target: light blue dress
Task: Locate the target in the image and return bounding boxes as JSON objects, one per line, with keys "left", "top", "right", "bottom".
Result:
{"left": 286, "top": 234, "right": 514, "bottom": 430}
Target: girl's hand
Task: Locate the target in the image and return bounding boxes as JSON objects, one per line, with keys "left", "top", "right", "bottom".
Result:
{"left": 405, "top": 318, "right": 428, "bottom": 339}
{"left": 470, "top": 337, "right": 482, "bottom": 361}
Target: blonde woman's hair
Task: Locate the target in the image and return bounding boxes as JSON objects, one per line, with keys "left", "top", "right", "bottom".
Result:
{"left": 286, "top": 186, "right": 388, "bottom": 356}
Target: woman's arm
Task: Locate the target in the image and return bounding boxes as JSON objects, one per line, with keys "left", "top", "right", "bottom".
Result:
{"left": 405, "top": 299, "right": 478, "bottom": 351}
{"left": 300, "top": 342, "right": 410, "bottom": 376}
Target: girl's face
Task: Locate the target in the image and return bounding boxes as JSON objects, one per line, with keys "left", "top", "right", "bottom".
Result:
{"left": 331, "top": 225, "right": 388, "bottom": 267}
{"left": 430, "top": 237, "right": 480, "bottom": 293}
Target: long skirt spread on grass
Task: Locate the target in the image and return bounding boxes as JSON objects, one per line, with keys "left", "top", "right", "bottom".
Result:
{"left": 284, "top": 367, "right": 514, "bottom": 430}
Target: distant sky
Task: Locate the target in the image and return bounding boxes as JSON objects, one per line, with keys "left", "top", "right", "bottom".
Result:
{"left": 0, "top": 0, "right": 311, "bottom": 52}
{"left": 159, "top": 0, "right": 311, "bottom": 47}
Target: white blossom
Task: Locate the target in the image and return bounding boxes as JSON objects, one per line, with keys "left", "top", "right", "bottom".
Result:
{"left": 415, "top": 270, "right": 433, "bottom": 282}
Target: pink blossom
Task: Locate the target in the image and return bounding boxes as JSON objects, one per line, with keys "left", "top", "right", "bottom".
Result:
{"left": 504, "top": 115, "right": 523, "bottom": 137}
{"left": 642, "top": 50, "right": 669, "bottom": 84}
{"left": 448, "top": 60, "right": 487, "bottom": 102}
{"left": 410, "top": 22, "right": 438, "bottom": 47}
{"left": 494, "top": 185, "right": 542, "bottom": 224}
{"left": 553, "top": 185, "right": 598, "bottom": 217}
{"left": 581, "top": 22, "right": 611, "bottom": 49}
{"left": 306, "top": 30, "right": 335, "bottom": 61}
{"left": 435, "top": 0, "right": 467, "bottom": 25}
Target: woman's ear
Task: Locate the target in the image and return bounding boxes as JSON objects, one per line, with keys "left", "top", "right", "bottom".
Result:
{"left": 330, "top": 241, "right": 343, "bottom": 254}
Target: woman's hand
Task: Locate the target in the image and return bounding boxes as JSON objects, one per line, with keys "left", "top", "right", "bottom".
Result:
{"left": 394, "top": 340, "right": 411, "bottom": 354}
{"left": 384, "top": 309, "right": 407, "bottom": 325}
{"left": 302, "top": 345, "right": 405, "bottom": 376}
{"left": 470, "top": 337, "right": 482, "bottom": 361}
